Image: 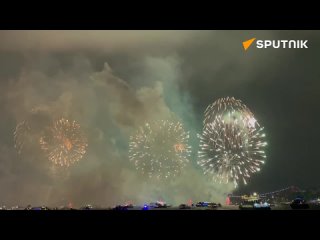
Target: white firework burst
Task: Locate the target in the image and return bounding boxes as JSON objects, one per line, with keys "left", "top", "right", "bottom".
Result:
{"left": 129, "top": 119, "right": 192, "bottom": 180}
{"left": 204, "top": 97, "right": 258, "bottom": 129}
{"left": 199, "top": 97, "right": 267, "bottom": 188}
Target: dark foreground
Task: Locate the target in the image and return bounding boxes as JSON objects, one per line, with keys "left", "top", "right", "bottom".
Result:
{"left": 1, "top": 203, "right": 320, "bottom": 210}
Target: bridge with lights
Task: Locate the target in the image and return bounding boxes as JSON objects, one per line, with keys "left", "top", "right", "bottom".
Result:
{"left": 226, "top": 186, "right": 302, "bottom": 205}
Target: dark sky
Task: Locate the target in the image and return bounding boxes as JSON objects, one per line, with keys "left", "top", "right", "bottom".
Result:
{"left": 0, "top": 31, "right": 319, "bottom": 206}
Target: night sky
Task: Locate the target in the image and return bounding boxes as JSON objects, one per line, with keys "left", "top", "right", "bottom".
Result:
{"left": 0, "top": 30, "right": 319, "bottom": 206}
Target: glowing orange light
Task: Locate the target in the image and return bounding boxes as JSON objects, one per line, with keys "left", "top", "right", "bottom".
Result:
{"left": 174, "top": 144, "right": 186, "bottom": 152}
{"left": 63, "top": 138, "right": 73, "bottom": 151}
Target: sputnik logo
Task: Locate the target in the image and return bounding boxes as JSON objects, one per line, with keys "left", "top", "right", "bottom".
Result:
{"left": 242, "top": 38, "right": 256, "bottom": 51}
{"left": 242, "top": 38, "right": 308, "bottom": 51}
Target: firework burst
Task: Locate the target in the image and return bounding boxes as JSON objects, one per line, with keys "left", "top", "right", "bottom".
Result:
{"left": 199, "top": 97, "right": 267, "bottom": 187}
{"left": 129, "top": 119, "right": 191, "bottom": 180}
{"left": 204, "top": 97, "right": 257, "bottom": 129}
{"left": 40, "top": 118, "right": 88, "bottom": 167}
{"left": 14, "top": 108, "right": 52, "bottom": 155}
{"left": 14, "top": 120, "right": 31, "bottom": 154}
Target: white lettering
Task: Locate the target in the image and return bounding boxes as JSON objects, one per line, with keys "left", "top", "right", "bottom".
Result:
{"left": 256, "top": 40, "right": 264, "bottom": 48}
{"left": 264, "top": 40, "right": 272, "bottom": 48}
{"left": 250, "top": 39, "right": 308, "bottom": 49}
{"left": 273, "top": 40, "right": 280, "bottom": 48}
{"left": 301, "top": 40, "right": 308, "bottom": 48}
{"left": 281, "top": 40, "right": 288, "bottom": 48}
{"left": 288, "top": 40, "right": 296, "bottom": 48}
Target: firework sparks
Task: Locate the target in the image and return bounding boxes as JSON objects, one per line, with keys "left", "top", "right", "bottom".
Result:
{"left": 40, "top": 118, "right": 88, "bottom": 167}
{"left": 13, "top": 108, "right": 52, "bottom": 155}
{"left": 198, "top": 97, "right": 267, "bottom": 187}
{"left": 14, "top": 120, "right": 31, "bottom": 154}
{"left": 129, "top": 119, "right": 191, "bottom": 180}
{"left": 204, "top": 97, "right": 258, "bottom": 129}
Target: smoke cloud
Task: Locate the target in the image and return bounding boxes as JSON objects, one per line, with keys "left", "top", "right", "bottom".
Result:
{"left": 4, "top": 30, "right": 317, "bottom": 206}
{"left": 0, "top": 32, "right": 235, "bottom": 207}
